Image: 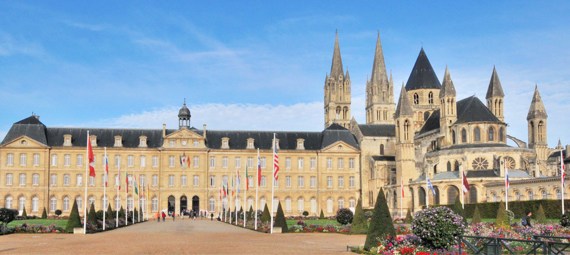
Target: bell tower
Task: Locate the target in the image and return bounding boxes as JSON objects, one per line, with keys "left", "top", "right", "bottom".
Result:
{"left": 178, "top": 99, "right": 191, "bottom": 129}
{"left": 324, "top": 32, "right": 351, "bottom": 128}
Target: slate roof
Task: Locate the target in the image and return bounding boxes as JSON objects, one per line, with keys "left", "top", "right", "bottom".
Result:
{"left": 371, "top": 155, "right": 395, "bottom": 161}
{"left": 2, "top": 116, "right": 359, "bottom": 151}
{"left": 418, "top": 96, "right": 501, "bottom": 135}
{"left": 357, "top": 124, "right": 395, "bottom": 137}
{"left": 405, "top": 48, "right": 441, "bottom": 91}
{"left": 486, "top": 67, "right": 504, "bottom": 99}
{"left": 427, "top": 169, "right": 529, "bottom": 181}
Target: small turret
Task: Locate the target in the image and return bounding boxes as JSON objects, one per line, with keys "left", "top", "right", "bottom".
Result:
{"left": 486, "top": 66, "right": 505, "bottom": 122}
{"left": 178, "top": 99, "right": 191, "bottom": 129}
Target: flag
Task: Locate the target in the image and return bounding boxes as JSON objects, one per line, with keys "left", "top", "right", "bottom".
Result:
{"left": 462, "top": 171, "right": 470, "bottom": 193}
{"left": 257, "top": 152, "right": 262, "bottom": 186}
{"left": 245, "top": 167, "right": 249, "bottom": 191}
{"left": 117, "top": 163, "right": 121, "bottom": 191}
{"left": 426, "top": 177, "right": 436, "bottom": 195}
{"left": 134, "top": 176, "right": 138, "bottom": 196}
{"left": 273, "top": 137, "right": 279, "bottom": 181}
{"left": 180, "top": 154, "right": 188, "bottom": 168}
{"left": 104, "top": 155, "right": 109, "bottom": 187}
{"left": 87, "top": 136, "right": 96, "bottom": 177}
{"left": 400, "top": 180, "right": 404, "bottom": 198}
{"left": 505, "top": 159, "right": 510, "bottom": 189}
{"left": 222, "top": 183, "right": 227, "bottom": 197}
{"left": 125, "top": 172, "right": 129, "bottom": 193}
{"left": 562, "top": 150, "right": 566, "bottom": 187}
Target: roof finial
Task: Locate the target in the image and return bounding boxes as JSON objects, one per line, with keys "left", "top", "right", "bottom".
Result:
{"left": 183, "top": 98, "right": 186, "bottom": 105}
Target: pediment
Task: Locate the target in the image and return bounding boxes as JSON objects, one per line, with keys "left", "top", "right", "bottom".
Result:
{"left": 1, "top": 135, "right": 48, "bottom": 148}
{"left": 321, "top": 140, "right": 359, "bottom": 152}
{"left": 163, "top": 129, "right": 206, "bottom": 149}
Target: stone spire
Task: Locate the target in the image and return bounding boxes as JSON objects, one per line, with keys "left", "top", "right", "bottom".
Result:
{"left": 439, "top": 66, "right": 456, "bottom": 98}
{"left": 365, "top": 32, "right": 395, "bottom": 124}
{"left": 527, "top": 85, "right": 548, "bottom": 120}
{"left": 370, "top": 32, "right": 389, "bottom": 89}
{"left": 330, "top": 31, "right": 344, "bottom": 79}
{"left": 405, "top": 48, "right": 441, "bottom": 91}
{"left": 395, "top": 84, "right": 414, "bottom": 118}
{"left": 486, "top": 66, "right": 505, "bottom": 99}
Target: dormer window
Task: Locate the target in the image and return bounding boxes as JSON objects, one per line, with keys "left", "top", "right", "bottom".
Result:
{"left": 63, "top": 134, "right": 72, "bottom": 146}
{"left": 169, "top": 140, "right": 175, "bottom": 147}
{"left": 247, "top": 138, "right": 255, "bottom": 149}
{"left": 114, "top": 135, "right": 123, "bottom": 147}
{"left": 221, "top": 137, "right": 230, "bottom": 149}
{"left": 139, "top": 136, "right": 148, "bottom": 148}
{"left": 296, "top": 138, "right": 305, "bottom": 150}
{"left": 90, "top": 135, "right": 97, "bottom": 147}
{"left": 274, "top": 139, "right": 280, "bottom": 150}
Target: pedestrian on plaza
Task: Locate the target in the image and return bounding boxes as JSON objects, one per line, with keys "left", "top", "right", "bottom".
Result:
{"left": 172, "top": 212, "right": 176, "bottom": 221}
{"left": 521, "top": 211, "right": 533, "bottom": 228}
{"left": 161, "top": 211, "right": 166, "bottom": 222}
{"left": 156, "top": 212, "right": 160, "bottom": 222}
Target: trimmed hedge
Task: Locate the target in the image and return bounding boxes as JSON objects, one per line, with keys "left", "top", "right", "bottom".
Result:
{"left": 462, "top": 199, "right": 568, "bottom": 219}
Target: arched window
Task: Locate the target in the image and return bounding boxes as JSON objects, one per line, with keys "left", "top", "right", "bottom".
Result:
{"left": 452, "top": 130, "right": 456, "bottom": 144}
{"left": 447, "top": 186, "right": 459, "bottom": 205}
{"left": 433, "top": 187, "right": 440, "bottom": 205}
{"left": 488, "top": 127, "right": 495, "bottom": 141}
{"left": 380, "top": 144, "right": 385, "bottom": 155}
{"left": 413, "top": 93, "right": 419, "bottom": 104}
{"left": 335, "top": 106, "right": 341, "bottom": 119}
{"left": 541, "top": 189, "right": 548, "bottom": 199}
{"left": 515, "top": 191, "right": 521, "bottom": 201}
{"left": 538, "top": 121, "right": 544, "bottom": 142}
{"left": 404, "top": 120, "right": 410, "bottom": 141}
{"left": 297, "top": 197, "right": 304, "bottom": 213}
{"left": 32, "top": 196, "right": 39, "bottom": 212}
{"left": 474, "top": 127, "right": 481, "bottom": 142}
{"left": 447, "top": 161, "right": 452, "bottom": 172}
{"left": 530, "top": 121, "right": 535, "bottom": 144}
{"left": 499, "top": 127, "right": 505, "bottom": 142}
{"left": 428, "top": 92, "right": 434, "bottom": 104}
{"left": 310, "top": 197, "right": 317, "bottom": 214}
{"left": 433, "top": 164, "right": 438, "bottom": 174}
{"left": 209, "top": 197, "right": 215, "bottom": 212}
{"left": 326, "top": 198, "right": 333, "bottom": 213}
{"left": 63, "top": 196, "right": 70, "bottom": 211}
{"left": 454, "top": 161, "right": 460, "bottom": 171}
{"left": 18, "top": 196, "right": 26, "bottom": 212}
{"left": 461, "top": 128, "right": 467, "bottom": 143}
{"left": 50, "top": 197, "right": 57, "bottom": 212}
{"left": 468, "top": 186, "right": 477, "bottom": 204}
{"left": 528, "top": 190, "right": 534, "bottom": 200}
{"left": 419, "top": 187, "right": 426, "bottom": 207}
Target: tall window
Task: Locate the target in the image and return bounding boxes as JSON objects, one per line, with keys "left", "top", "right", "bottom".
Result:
{"left": 76, "top": 174, "right": 83, "bottom": 186}
{"left": 115, "top": 155, "right": 121, "bottom": 168}
{"left": 247, "top": 157, "right": 253, "bottom": 168}
{"left": 461, "top": 128, "right": 467, "bottom": 143}
{"left": 235, "top": 157, "right": 241, "bottom": 169}
{"left": 193, "top": 175, "right": 199, "bottom": 186}
{"left": 338, "top": 176, "right": 345, "bottom": 188}
{"left": 152, "top": 156, "right": 159, "bottom": 168}
{"left": 474, "top": 127, "right": 481, "bottom": 142}
{"left": 5, "top": 196, "right": 13, "bottom": 208}
{"left": 499, "top": 127, "right": 505, "bottom": 142}
{"left": 5, "top": 173, "right": 13, "bottom": 185}
{"left": 326, "top": 198, "right": 333, "bottom": 213}
{"left": 298, "top": 158, "right": 304, "bottom": 170}
{"left": 349, "top": 158, "right": 355, "bottom": 169}
{"left": 32, "top": 174, "right": 39, "bottom": 186}
{"left": 168, "top": 175, "right": 174, "bottom": 187}
{"left": 50, "top": 197, "right": 57, "bottom": 212}
{"left": 128, "top": 155, "right": 134, "bottom": 167}
{"left": 32, "top": 196, "right": 39, "bottom": 212}
{"left": 18, "top": 196, "right": 26, "bottom": 211}
{"left": 209, "top": 156, "right": 216, "bottom": 168}
{"left": 193, "top": 156, "right": 199, "bottom": 168}
{"left": 326, "top": 158, "right": 332, "bottom": 169}
{"left": 337, "top": 158, "right": 344, "bottom": 169}
{"left": 63, "top": 196, "right": 70, "bottom": 211}
{"left": 140, "top": 156, "right": 146, "bottom": 168}
{"left": 6, "top": 153, "right": 14, "bottom": 166}
{"left": 169, "top": 156, "right": 175, "bottom": 168}
{"left": 261, "top": 157, "right": 266, "bottom": 168}
{"left": 327, "top": 176, "right": 333, "bottom": 188}
{"left": 50, "top": 174, "right": 57, "bottom": 186}
{"left": 209, "top": 197, "right": 215, "bottom": 212}
{"left": 310, "top": 176, "right": 316, "bottom": 188}
{"left": 222, "top": 156, "right": 228, "bottom": 168}
{"left": 349, "top": 176, "right": 355, "bottom": 188}
{"left": 33, "top": 153, "right": 40, "bottom": 166}
{"left": 285, "top": 176, "right": 291, "bottom": 187}
{"left": 285, "top": 157, "right": 291, "bottom": 169}
{"left": 261, "top": 176, "right": 266, "bottom": 187}
{"left": 181, "top": 175, "right": 187, "bottom": 186}
{"left": 298, "top": 176, "right": 304, "bottom": 187}
{"left": 19, "top": 153, "right": 27, "bottom": 166}
{"left": 413, "top": 93, "right": 419, "bottom": 104}
{"left": 488, "top": 127, "right": 495, "bottom": 141}
{"left": 152, "top": 197, "right": 158, "bottom": 212}
{"left": 76, "top": 154, "right": 83, "bottom": 166}
{"left": 428, "top": 92, "right": 434, "bottom": 104}
{"left": 19, "top": 173, "right": 26, "bottom": 186}
{"left": 51, "top": 154, "right": 57, "bottom": 166}
{"left": 63, "top": 154, "right": 70, "bottom": 166}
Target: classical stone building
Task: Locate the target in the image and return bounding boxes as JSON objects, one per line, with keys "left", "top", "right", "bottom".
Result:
{"left": 1, "top": 32, "right": 568, "bottom": 218}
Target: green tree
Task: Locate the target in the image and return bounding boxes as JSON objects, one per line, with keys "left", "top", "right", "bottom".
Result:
{"left": 41, "top": 207, "right": 47, "bottom": 219}
{"left": 274, "top": 201, "right": 288, "bottom": 233}
{"left": 248, "top": 205, "right": 254, "bottom": 220}
{"left": 65, "top": 200, "right": 82, "bottom": 233}
{"left": 404, "top": 209, "right": 413, "bottom": 224}
{"left": 364, "top": 188, "right": 396, "bottom": 250}
{"left": 106, "top": 203, "right": 114, "bottom": 222}
{"left": 451, "top": 194, "right": 465, "bottom": 219}
{"left": 319, "top": 209, "right": 325, "bottom": 219}
{"left": 21, "top": 206, "right": 27, "bottom": 219}
{"left": 261, "top": 204, "right": 270, "bottom": 223}
{"left": 471, "top": 205, "right": 482, "bottom": 224}
{"left": 495, "top": 202, "right": 509, "bottom": 227}
{"left": 134, "top": 208, "right": 139, "bottom": 222}
{"left": 350, "top": 197, "right": 368, "bottom": 234}
{"left": 88, "top": 203, "right": 97, "bottom": 225}
{"left": 118, "top": 206, "right": 125, "bottom": 219}
{"left": 535, "top": 204, "right": 547, "bottom": 224}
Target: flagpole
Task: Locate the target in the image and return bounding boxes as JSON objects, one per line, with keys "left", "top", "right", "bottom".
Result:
{"left": 425, "top": 177, "right": 429, "bottom": 209}
{"left": 132, "top": 170, "right": 135, "bottom": 223}
{"left": 270, "top": 133, "right": 276, "bottom": 234}
{"left": 243, "top": 167, "right": 247, "bottom": 228}
{"left": 235, "top": 169, "right": 238, "bottom": 225}
{"left": 83, "top": 131, "right": 89, "bottom": 234}
{"left": 255, "top": 148, "right": 259, "bottom": 230}
{"left": 562, "top": 150, "right": 565, "bottom": 214}
{"left": 103, "top": 147, "right": 107, "bottom": 230}
{"left": 505, "top": 159, "right": 509, "bottom": 211}
{"left": 124, "top": 164, "right": 128, "bottom": 226}
{"left": 229, "top": 174, "right": 233, "bottom": 224}
{"left": 116, "top": 162, "right": 119, "bottom": 228}
{"left": 400, "top": 180, "right": 403, "bottom": 219}
{"left": 461, "top": 165, "right": 465, "bottom": 210}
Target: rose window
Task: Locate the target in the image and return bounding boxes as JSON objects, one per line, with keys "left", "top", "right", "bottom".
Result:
{"left": 471, "top": 157, "right": 489, "bottom": 170}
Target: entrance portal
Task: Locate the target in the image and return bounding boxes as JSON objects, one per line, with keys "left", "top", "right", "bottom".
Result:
{"left": 168, "top": 195, "right": 175, "bottom": 215}
{"left": 180, "top": 196, "right": 188, "bottom": 214}
{"left": 192, "top": 195, "right": 199, "bottom": 213}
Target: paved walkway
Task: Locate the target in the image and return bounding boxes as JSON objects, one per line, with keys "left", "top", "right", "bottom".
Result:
{"left": 0, "top": 219, "right": 365, "bottom": 254}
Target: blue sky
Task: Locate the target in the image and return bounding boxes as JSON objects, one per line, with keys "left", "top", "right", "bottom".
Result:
{"left": 1, "top": 1, "right": 569, "bottom": 147}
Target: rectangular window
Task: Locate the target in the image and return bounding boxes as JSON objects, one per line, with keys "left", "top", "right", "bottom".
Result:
{"left": 247, "top": 157, "right": 253, "bottom": 168}
{"left": 77, "top": 174, "right": 83, "bottom": 186}
{"left": 248, "top": 175, "right": 254, "bottom": 188}
{"left": 298, "top": 158, "right": 304, "bottom": 170}
{"left": 193, "top": 175, "right": 199, "bottom": 187}
{"left": 298, "top": 176, "right": 304, "bottom": 187}
{"left": 181, "top": 175, "right": 187, "bottom": 186}
{"left": 5, "top": 173, "right": 13, "bottom": 185}
{"left": 326, "top": 158, "right": 332, "bottom": 169}
{"left": 349, "top": 158, "right": 355, "bottom": 169}
{"left": 222, "top": 156, "right": 228, "bottom": 168}
{"left": 50, "top": 174, "right": 57, "bottom": 186}
{"left": 338, "top": 176, "right": 344, "bottom": 188}
{"left": 20, "top": 153, "right": 27, "bottom": 166}
{"left": 140, "top": 156, "right": 146, "bottom": 168}
{"left": 32, "top": 174, "right": 39, "bottom": 185}
{"left": 76, "top": 154, "right": 83, "bottom": 167}
{"left": 140, "top": 175, "right": 146, "bottom": 186}
{"left": 89, "top": 176, "right": 95, "bottom": 186}
{"left": 152, "top": 198, "right": 158, "bottom": 212}
{"left": 310, "top": 157, "right": 316, "bottom": 169}
{"left": 152, "top": 156, "right": 159, "bottom": 168}
{"left": 261, "top": 176, "right": 266, "bottom": 187}
{"left": 19, "top": 173, "right": 26, "bottom": 186}
{"left": 285, "top": 176, "right": 291, "bottom": 188}
{"left": 349, "top": 176, "right": 355, "bottom": 188}
{"left": 115, "top": 155, "right": 121, "bottom": 168}
{"left": 209, "top": 156, "right": 215, "bottom": 168}
{"left": 285, "top": 157, "right": 291, "bottom": 169}
{"left": 260, "top": 157, "right": 266, "bottom": 168}
{"left": 6, "top": 153, "right": 14, "bottom": 166}
{"left": 210, "top": 175, "right": 215, "bottom": 187}
{"left": 128, "top": 155, "right": 134, "bottom": 167}
{"left": 33, "top": 153, "right": 40, "bottom": 166}
{"left": 51, "top": 154, "right": 57, "bottom": 167}
{"left": 169, "top": 156, "right": 175, "bottom": 168}
{"left": 327, "top": 176, "right": 332, "bottom": 188}
{"left": 235, "top": 157, "right": 241, "bottom": 169}
{"left": 338, "top": 158, "right": 344, "bottom": 169}
{"left": 64, "top": 154, "right": 71, "bottom": 166}
{"left": 64, "top": 174, "right": 70, "bottom": 186}
{"left": 168, "top": 175, "right": 174, "bottom": 187}
{"left": 310, "top": 176, "right": 316, "bottom": 188}
{"left": 193, "top": 156, "right": 199, "bottom": 168}
{"left": 152, "top": 174, "right": 158, "bottom": 187}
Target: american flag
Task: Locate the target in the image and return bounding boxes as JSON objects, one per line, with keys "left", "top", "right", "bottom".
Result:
{"left": 273, "top": 135, "right": 279, "bottom": 181}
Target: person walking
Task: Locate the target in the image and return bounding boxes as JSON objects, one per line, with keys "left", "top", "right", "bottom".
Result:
{"left": 172, "top": 212, "right": 176, "bottom": 221}
{"left": 156, "top": 212, "right": 160, "bottom": 222}
{"left": 521, "top": 211, "right": 533, "bottom": 228}
{"left": 161, "top": 211, "right": 166, "bottom": 222}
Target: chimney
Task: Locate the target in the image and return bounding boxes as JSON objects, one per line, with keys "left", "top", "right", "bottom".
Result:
{"left": 162, "top": 124, "right": 166, "bottom": 138}
{"left": 203, "top": 124, "right": 207, "bottom": 138}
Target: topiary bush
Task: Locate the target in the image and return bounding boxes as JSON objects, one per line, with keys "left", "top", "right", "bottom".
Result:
{"left": 55, "top": 209, "right": 62, "bottom": 218}
{"left": 364, "top": 188, "right": 395, "bottom": 251}
{"left": 495, "top": 202, "right": 509, "bottom": 227}
{"left": 561, "top": 212, "right": 570, "bottom": 227}
{"left": 412, "top": 206, "right": 466, "bottom": 250}
{"left": 404, "top": 209, "right": 413, "bottom": 224}
{"left": 351, "top": 197, "right": 368, "bottom": 234}
{"left": 261, "top": 204, "right": 270, "bottom": 223}
{"left": 319, "top": 209, "right": 325, "bottom": 219}
{"left": 535, "top": 204, "right": 547, "bottom": 224}
{"left": 65, "top": 200, "right": 82, "bottom": 233}
{"left": 302, "top": 211, "right": 309, "bottom": 217}
{"left": 471, "top": 205, "right": 482, "bottom": 224}
{"left": 336, "top": 208, "right": 353, "bottom": 225}
{"left": 41, "top": 207, "right": 47, "bottom": 219}
{"left": 274, "top": 202, "right": 288, "bottom": 233}
{"left": 0, "top": 208, "right": 18, "bottom": 226}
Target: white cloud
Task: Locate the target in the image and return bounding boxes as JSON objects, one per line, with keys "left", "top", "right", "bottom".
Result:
{"left": 0, "top": 33, "right": 45, "bottom": 57}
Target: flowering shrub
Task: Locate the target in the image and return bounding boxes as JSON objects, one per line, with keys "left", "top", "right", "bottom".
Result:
{"left": 336, "top": 208, "right": 353, "bottom": 225}
{"left": 13, "top": 223, "right": 64, "bottom": 233}
{"left": 289, "top": 223, "right": 350, "bottom": 233}
{"left": 412, "top": 206, "right": 466, "bottom": 249}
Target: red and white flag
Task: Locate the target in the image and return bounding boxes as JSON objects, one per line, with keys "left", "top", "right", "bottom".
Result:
{"left": 87, "top": 136, "right": 96, "bottom": 177}
{"left": 401, "top": 180, "right": 404, "bottom": 198}
{"left": 104, "top": 154, "right": 109, "bottom": 187}
{"left": 257, "top": 152, "right": 262, "bottom": 186}
{"left": 273, "top": 137, "right": 279, "bottom": 181}
{"left": 562, "top": 150, "right": 566, "bottom": 187}
{"left": 462, "top": 171, "right": 470, "bottom": 193}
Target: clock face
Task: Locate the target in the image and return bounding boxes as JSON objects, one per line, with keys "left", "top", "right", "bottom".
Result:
{"left": 181, "top": 140, "right": 187, "bottom": 146}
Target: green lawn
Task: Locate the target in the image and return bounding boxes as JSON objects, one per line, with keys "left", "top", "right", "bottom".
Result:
{"left": 286, "top": 219, "right": 339, "bottom": 227}
{"left": 7, "top": 219, "right": 67, "bottom": 229}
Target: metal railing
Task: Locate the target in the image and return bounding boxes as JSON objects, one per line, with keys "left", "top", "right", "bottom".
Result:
{"left": 459, "top": 235, "right": 570, "bottom": 255}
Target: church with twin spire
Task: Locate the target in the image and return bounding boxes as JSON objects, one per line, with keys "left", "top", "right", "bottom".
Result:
{"left": 0, "top": 32, "right": 567, "bottom": 218}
